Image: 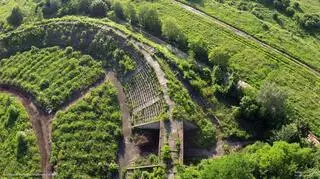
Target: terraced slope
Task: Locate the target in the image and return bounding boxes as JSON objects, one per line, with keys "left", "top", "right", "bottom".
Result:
{"left": 0, "top": 92, "right": 41, "bottom": 176}
{"left": 0, "top": 46, "right": 105, "bottom": 113}
{"left": 51, "top": 82, "right": 121, "bottom": 178}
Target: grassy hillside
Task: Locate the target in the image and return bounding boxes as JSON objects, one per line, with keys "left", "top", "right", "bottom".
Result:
{"left": 0, "top": 0, "right": 39, "bottom": 28}
{"left": 51, "top": 82, "right": 121, "bottom": 178}
{"left": 0, "top": 92, "right": 40, "bottom": 175}
{"left": 0, "top": 46, "right": 105, "bottom": 112}
{"left": 179, "top": 0, "right": 320, "bottom": 71}
{"left": 120, "top": 0, "right": 320, "bottom": 137}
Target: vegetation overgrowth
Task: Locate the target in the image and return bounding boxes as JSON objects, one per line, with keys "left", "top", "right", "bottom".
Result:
{"left": 0, "top": 93, "right": 40, "bottom": 175}
{"left": 51, "top": 82, "right": 121, "bottom": 178}
{"left": 180, "top": 0, "right": 320, "bottom": 71}
{"left": 0, "top": 46, "right": 105, "bottom": 113}
{"left": 111, "top": 0, "right": 320, "bottom": 139}
{"left": 178, "top": 141, "right": 319, "bottom": 179}
{"left": 0, "top": 16, "right": 216, "bottom": 146}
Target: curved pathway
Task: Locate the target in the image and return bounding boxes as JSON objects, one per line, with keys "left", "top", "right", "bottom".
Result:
{"left": 0, "top": 86, "right": 53, "bottom": 178}
{"left": 173, "top": 0, "right": 320, "bottom": 77}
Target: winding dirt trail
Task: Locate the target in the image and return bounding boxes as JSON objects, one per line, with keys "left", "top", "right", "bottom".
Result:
{"left": 172, "top": 0, "right": 320, "bottom": 77}
{"left": 107, "top": 72, "right": 140, "bottom": 171}
{"left": 0, "top": 86, "right": 53, "bottom": 178}
{"left": 0, "top": 76, "right": 109, "bottom": 178}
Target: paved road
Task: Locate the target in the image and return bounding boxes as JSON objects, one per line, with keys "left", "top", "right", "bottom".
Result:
{"left": 173, "top": 0, "right": 320, "bottom": 77}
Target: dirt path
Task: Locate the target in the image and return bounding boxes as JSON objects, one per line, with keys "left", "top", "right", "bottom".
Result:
{"left": 0, "top": 86, "right": 53, "bottom": 178}
{"left": 107, "top": 72, "right": 140, "bottom": 171}
{"left": 172, "top": 0, "right": 320, "bottom": 77}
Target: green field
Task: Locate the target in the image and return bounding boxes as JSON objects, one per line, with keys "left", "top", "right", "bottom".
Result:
{"left": 121, "top": 0, "right": 320, "bottom": 137}
{"left": 179, "top": 0, "right": 320, "bottom": 71}
{"left": 51, "top": 82, "right": 121, "bottom": 178}
{"left": 0, "top": 46, "right": 104, "bottom": 112}
{"left": 0, "top": 92, "right": 40, "bottom": 175}
{"left": 1, "top": 0, "right": 320, "bottom": 178}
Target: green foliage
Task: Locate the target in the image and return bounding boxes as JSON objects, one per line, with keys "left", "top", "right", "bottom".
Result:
{"left": 16, "top": 131, "right": 28, "bottom": 159}
{"left": 6, "top": 6, "right": 23, "bottom": 27}
{"left": 0, "top": 93, "right": 40, "bottom": 175}
{"left": 162, "top": 18, "right": 188, "bottom": 50}
{"left": 257, "top": 82, "right": 287, "bottom": 128}
{"left": 90, "top": 0, "right": 108, "bottom": 17}
{"left": 238, "top": 82, "right": 288, "bottom": 137}
{"left": 125, "top": 3, "right": 138, "bottom": 24}
{"left": 51, "top": 82, "right": 121, "bottom": 178}
{"left": 138, "top": 6, "right": 162, "bottom": 35}
{"left": 188, "top": 38, "right": 208, "bottom": 62}
{"left": 129, "top": 166, "right": 166, "bottom": 179}
{"left": 113, "top": 49, "right": 136, "bottom": 74}
{"left": 179, "top": 141, "right": 314, "bottom": 179}
{"left": 0, "top": 47, "right": 105, "bottom": 112}
{"left": 270, "top": 123, "right": 302, "bottom": 143}
{"left": 113, "top": 1, "right": 125, "bottom": 19}
{"left": 299, "top": 14, "right": 320, "bottom": 32}
{"left": 161, "top": 144, "right": 171, "bottom": 161}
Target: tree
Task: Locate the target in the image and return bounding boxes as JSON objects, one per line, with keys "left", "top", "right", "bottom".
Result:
{"left": 42, "top": 0, "right": 60, "bottom": 18}
{"left": 90, "top": 0, "right": 108, "bottom": 18}
{"left": 246, "top": 141, "right": 313, "bottom": 178}
{"left": 162, "top": 18, "right": 188, "bottom": 50}
{"left": 188, "top": 38, "right": 208, "bottom": 62}
{"left": 257, "top": 82, "right": 288, "bottom": 128}
{"left": 7, "top": 7, "right": 24, "bottom": 27}
{"left": 271, "top": 123, "right": 300, "bottom": 143}
{"left": 180, "top": 154, "right": 254, "bottom": 179}
{"left": 79, "top": 0, "right": 91, "bottom": 14}
{"left": 138, "top": 6, "right": 162, "bottom": 36}
{"left": 5, "top": 105, "right": 20, "bottom": 128}
{"left": 16, "top": 131, "right": 28, "bottom": 159}
{"left": 113, "top": 1, "right": 125, "bottom": 19}
{"left": 208, "top": 48, "right": 230, "bottom": 69}
{"left": 299, "top": 14, "right": 320, "bottom": 31}
{"left": 125, "top": 3, "right": 138, "bottom": 25}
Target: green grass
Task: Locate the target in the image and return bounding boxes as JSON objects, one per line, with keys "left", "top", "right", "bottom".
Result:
{"left": 179, "top": 0, "right": 320, "bottom": 71}
{"left": 118, "top": 0, "right": 320, "bottom": 137}
{"left": 0, "top": 92, "right": 40, "bottom": 175}
{"left": 0, "top": 0, "right": 38, "bottom": 27}
{"left": 51, "top": 82, "right": 121, "bottom": 178}
{"left": 0, "top": 46, "right": 105, "bottom": 112}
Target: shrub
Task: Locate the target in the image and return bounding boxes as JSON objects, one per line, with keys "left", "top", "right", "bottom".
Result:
{"left": 5, "top": 105, "right": 20, "bottom": 128}
{"left": 162, "top": 18, "right": 188, "bottom": 50}
{"left": 16, "top": 131, "right": 28, "bottom": 158}
{"left": 299, "top": 14, "right": 320, "bottom": 31}
{"left": 113, "top": 1, "right": 125, "bottom": 19}
{"left": 90, "top": 0, "right": 108, "bottom": 17}
{"left": 188, "top": 38, "right": 208, "bottom": 62}
{"left": 7, "top": 7, "right": 24, "bottom": 27}
{"left": 42, "top": 0, "right": 60, "bottom": 18}
{"left": 138, "top": 6, "right": 162, "bottom": 36}
{"left": 286, "top": 7, "right": 295, "bottom": 17}
{"left": 125, "top": 3, "right": 138, "bottom": 24}
{"left": 273, "top": 0, "right": 290, "bottom": 11}
{"left": 79, "top": 0, "right": 91, "bottom": 14}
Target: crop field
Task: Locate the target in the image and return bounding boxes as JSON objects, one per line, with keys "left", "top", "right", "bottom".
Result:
{"left": 0, "top": 0, "right": 320, "bottom": 178}
{"left": 0, "top": 92, "right": 40, "bottom": 175}
{"left": 179, "top": 0, "right": 320, "bottom": 71}
{"left": 51, "top": 82, "right": 121, "bottom": 178}
{"left": 0, "top": 46, "right": 105, "bottom": 112}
